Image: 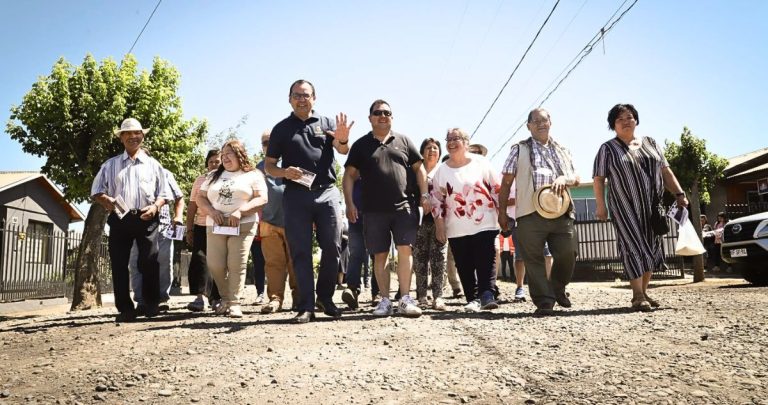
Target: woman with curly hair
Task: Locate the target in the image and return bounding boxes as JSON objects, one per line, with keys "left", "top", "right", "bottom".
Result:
{"left": 197, "top": 140, "right": 268, "bottom": 317}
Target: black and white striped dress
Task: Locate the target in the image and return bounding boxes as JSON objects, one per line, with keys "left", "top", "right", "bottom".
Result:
{"left": 593, "top": 136, "right": 667, "bottom": 279}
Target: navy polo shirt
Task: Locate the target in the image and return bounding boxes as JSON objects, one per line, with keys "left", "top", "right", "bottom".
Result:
{"left": 345, "top": 131, "right": 422, "bottom": 213}
{"left": 267, "top": 112, "right": 338, "bottom": 189}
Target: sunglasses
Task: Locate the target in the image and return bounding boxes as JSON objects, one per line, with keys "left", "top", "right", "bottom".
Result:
{"left": 371, "top": 110, "right": 392, "bottom": 117}
{"left": 261, "top": 141, "right": 269, "bottom": 146}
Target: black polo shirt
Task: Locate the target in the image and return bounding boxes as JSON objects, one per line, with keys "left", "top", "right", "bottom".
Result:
{"left": 345, "top": 131, "right": 422, "bottom": 213}
{"left": 267, "top": 111, "right": 337, "bottom": 189}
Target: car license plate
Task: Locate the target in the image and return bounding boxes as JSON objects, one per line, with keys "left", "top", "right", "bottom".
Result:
{"left": 731, "top": 248, "right": 747, "bottom": 258}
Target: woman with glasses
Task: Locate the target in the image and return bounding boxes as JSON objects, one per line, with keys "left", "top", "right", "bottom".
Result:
{"left": 197, "top": 140, "right": 268, "bottom": 318}
{"left": 431, "top": 128, "right": 501, "bottom": 312}
{"left": 593, "top": 104, "right": 688, "bottom": 311}
{"left": 412, "top": 138, "right": 448, "bottom": 310}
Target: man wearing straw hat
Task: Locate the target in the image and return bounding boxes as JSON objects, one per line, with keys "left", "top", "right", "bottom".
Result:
{"left": 498, "top": 108, "right": 579, "bottom": 316}
{"left": 91, "top": 118, "right": 168, "bottom": 322}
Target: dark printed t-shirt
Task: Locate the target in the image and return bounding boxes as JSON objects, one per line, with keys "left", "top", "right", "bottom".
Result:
{"left": 345, "top": 131, "right": 422, "bottom": 213}
{"left": 266, "top": 112, "right": 337, "bottom": 189}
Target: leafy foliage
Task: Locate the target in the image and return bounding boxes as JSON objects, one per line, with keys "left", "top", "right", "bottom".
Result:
{"left": 6, "top": 54, "right": 208, "bottom": 201}
{"left": 664, "top": 127, "right": 728, "bottom": 205}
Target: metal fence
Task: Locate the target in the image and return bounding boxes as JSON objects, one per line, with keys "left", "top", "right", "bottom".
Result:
{"left": 0, "top": 222, "right": 112, "bottom": 302}
{"left": 573, "top": 214, "right": 684, "bottom": 281}
{"left": 724, "top": 202, "right": 768, "bottom": 220}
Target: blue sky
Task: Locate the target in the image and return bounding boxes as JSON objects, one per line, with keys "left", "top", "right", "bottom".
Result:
{"left": 2, "top": 1, "right": 766, "bottom": 190}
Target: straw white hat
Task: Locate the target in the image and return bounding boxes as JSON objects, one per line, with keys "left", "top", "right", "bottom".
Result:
{"left": 533, "top": 185, "right": 571, "bottom": 219}
{"left": 114, "top": 118, "right": 150, "bottom": 136}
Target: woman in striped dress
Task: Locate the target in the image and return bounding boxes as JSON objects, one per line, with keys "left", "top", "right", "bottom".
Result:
{"left": 592, "top": 104, "right": 688, "bottom": 311}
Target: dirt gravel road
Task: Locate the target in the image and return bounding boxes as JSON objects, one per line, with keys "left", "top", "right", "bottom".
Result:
{"left": 1, "top": 276, "right": 767, "bottom": 404}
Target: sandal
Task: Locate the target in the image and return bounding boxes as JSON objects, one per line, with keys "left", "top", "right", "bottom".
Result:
{"left": 644, "top": 293, "right": 660, "bottom": 308}
{"left": 631, "top": 297, "right": 652, "bottom": 312}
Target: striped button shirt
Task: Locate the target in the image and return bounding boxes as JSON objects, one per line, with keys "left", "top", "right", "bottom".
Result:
{"left": 90, "top": 150, "right": 169, "bottom": 210}
{"left": 158, "top": 168, "right": 184, "bottom": 228}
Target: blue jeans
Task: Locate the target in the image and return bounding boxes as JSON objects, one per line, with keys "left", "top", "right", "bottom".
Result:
{"left": 129, "top": 231, "right": 173, "bottom": 304}
{"left": 346, "top": 219, "right": 368, "bottom": 291}
{"left": 283, "top": 186, "right": 342, "bottom": 312}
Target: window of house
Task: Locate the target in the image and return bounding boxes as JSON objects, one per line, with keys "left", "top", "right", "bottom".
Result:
{"left": 573, "top": 198, "right": 597, "bottom": 221}
{"left": 26, "top": 220, "right": 53, "bottom": 264}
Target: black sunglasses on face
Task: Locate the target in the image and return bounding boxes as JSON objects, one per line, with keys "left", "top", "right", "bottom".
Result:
{"left": 371, "top": 110, "right": 392, "bottom": 117}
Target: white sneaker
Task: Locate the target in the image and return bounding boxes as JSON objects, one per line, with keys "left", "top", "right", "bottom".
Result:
{"left": 464, "top": 299, "right": 481, "bottom": 313}
{"left": 372, "top": 298, "right": 393, "bottom": 316}
{"left": 398, "top": 295, "right": 423, "bottom": 318}
{"left": 228, "top": 304, "right": 243, "bottom": 318}
{"left": 432, "top": 297, "right": 446, "bottom": 311}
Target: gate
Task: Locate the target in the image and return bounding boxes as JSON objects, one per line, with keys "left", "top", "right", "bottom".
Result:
{"left": 573, "top": 215, "right": 685, "bottom": 281}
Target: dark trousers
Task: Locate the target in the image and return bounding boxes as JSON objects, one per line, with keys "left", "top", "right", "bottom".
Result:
{"left": 448, "top": 230, "right": 498, "bottom": 303}
{"left": 249, "top": 239, "right": 265, "bottom": 295}
{"left": 187, "top": 224, "right": 220, "bottom": 300}
{"left": 516, "top": 213, "right": 575, "bottom": 309}
{"left": 107, "top": 212, "right": 160, "bottom": 314}
{"left": 500, "top": 251, "right": 514, "bottom": 279}
{"left": 283, "top": 186, "right": 342, "bottom": 312}
{"left": 346, "top": 219, "right": 368, "bottom": 291}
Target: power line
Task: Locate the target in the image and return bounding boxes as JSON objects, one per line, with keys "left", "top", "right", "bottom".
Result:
{"left": 127, "top": 0, "right": 163, "bottom": 55}
{"left": 469, "top": 0, "right": 561, "bottom": 139}
{"left": 489, "top": 0, "right": 639, "bottom": 159}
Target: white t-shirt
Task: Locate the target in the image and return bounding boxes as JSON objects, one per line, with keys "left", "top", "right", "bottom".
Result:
{"left": 200, "top": 170, "right": 267, "bottom": 225}
{"left": 430, "top": 156, "right": 501, "bottom": 239}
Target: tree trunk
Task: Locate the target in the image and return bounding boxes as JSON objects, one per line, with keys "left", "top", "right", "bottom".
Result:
{"left": 70, "top": 203, "right": 109, "bottom": 310}
{"left": 689, "top": 181, "right": 706, "bottom": 283}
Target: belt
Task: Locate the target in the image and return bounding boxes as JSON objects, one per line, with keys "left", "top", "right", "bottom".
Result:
{"left": 287, "top": 183, "right": 334, "bottom": 192}
{"left": 128, "top": 209, "right": 141, "bottom": 215}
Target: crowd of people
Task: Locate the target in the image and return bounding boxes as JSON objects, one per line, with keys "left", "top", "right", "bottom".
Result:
{"left": 90, "top": 79, "right": 690, "bottom": 323}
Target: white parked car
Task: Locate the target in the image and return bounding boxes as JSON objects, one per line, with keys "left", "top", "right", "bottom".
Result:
{"left": 721, "top": 211, "right": 768, "bottom": 285}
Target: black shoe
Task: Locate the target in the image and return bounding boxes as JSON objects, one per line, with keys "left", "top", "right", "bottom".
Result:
{"left": 319, "top": 301, "right": 343, "bottom": 319}
{"left": 394, "top": 291, "right": 401, "bottom": 301}
{"left": 135, "top": 304, "right": 146, "bottom": 317}
{"left": 143, "top": 305, "right": 160, "bottom": 318}
{"left": 555, "top": 291, "right": 572, "bottom": 308}
{"left": 533, "top": 307, "right": 555, "bottom": 317}
{"left": 452, "top": 288, "right": 464, "bottom": 298}
{"left": 115, "top": 311, "right": 137, "bottom": 323}
{"left": 294, "top": 311, "right": 315, "bottom": 324}
{"left": 341, "top": 288, "right": 359, "bottom": 310}
{"left": 158, "top": 304, "right": 170, "bottom": 312}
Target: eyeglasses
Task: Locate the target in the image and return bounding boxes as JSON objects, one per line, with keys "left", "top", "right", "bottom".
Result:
{"left": 445, "top": 136, "right": 464, "bottom": 143}
{"left": 371, "top": 110, "right": 392, "bottom": 117}
{"left": 290, "top": 93, "right": 313, "bottom": 100}
{"left": 261, "top": 141, "right": 269, "bottom": 146}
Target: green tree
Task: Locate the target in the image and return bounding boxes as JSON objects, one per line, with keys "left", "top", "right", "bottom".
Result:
{"left": 6, "top": 54, "right": 207, "bottom": 310}
{"left": 665, "top": 127, "right": 728, "bottom": 282}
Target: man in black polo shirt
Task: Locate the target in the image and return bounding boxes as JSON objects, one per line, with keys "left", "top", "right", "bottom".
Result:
{"left": 342, "top": 99, "right": 429, "bottom": 317}
{"left": 265, "top": 79, "right": 354, "bottom": 324}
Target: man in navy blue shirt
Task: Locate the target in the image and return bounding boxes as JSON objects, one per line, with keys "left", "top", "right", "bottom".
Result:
{"left": 265, "top": 79, "right": 354, "bottom": 323}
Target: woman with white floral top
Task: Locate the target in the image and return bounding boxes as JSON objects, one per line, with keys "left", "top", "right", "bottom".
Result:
{"left": 197, "top": 140, "right": 268, "bottom": 318}
{"left": 431, "top": 128, "right": 502, "bottom": 312}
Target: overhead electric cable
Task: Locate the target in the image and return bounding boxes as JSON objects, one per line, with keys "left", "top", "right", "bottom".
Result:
{"left": 469, "top": 0, "right": 561, "bottom": 139}
{"left": 489, "top": 0, "right": 639, "bottom": 159}
{"left": 127, "top": 0, "right": 163, "bottom": 55}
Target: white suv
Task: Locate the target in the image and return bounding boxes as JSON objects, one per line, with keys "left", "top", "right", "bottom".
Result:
{"left": 721, "top": 211, "right": 768, "bottom": 285}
